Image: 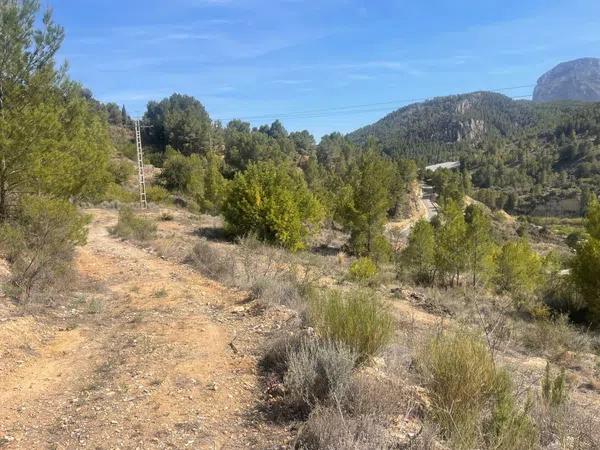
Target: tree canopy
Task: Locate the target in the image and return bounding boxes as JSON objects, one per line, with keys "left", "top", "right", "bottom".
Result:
{"left": 0, "top": 0, "right": 110, "bottom": 218}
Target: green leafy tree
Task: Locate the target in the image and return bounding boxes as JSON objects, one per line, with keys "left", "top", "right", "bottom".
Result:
{"left": 340, "top": 148, "right": 393, "bottom": 260}
{"left": 223, "top": 161, "right": 323, "bottom": 250}
{"left": 143, "top": 93, "right": 211, "bottom": 155}
{"left": 465, "top": 204, "right": 494, "bottom": 286}
{"left": 224, "top": 121, "right": 287, "bottom": 173}
{"left": 157, "top": 147, "right": 198, "bottom": 192}
{"left": 492, "top": 239, "right": 542, "bottom": 302}
{"left": 584, "top": 196, "right": 600, "bottom": 239}
{"left": 201, "top": 150, "right": 228, "bottom": 214}
{"left": 0, "top": 0, "right": 110, "bottom": 218}
{"left": 390, "top": 158, "right": 417, "bottom": 218}
{"left": 435, "top": 199, "right": 467, "bottom": 285}
{"left": 158, "top": 148, "right": 227, "bottom": 213}
{"left": 571, "top": 198, "right": 600, "bottom": 321}
{"left": 401, "top": 219, "right": 436, "bottom": 284}
{"left": 104, "top": 102, "right": 123, "bottom": 125}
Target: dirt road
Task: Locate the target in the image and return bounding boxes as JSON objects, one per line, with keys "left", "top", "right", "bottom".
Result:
{"left": 0, "top": 209, "right": 286, "bottom": 449}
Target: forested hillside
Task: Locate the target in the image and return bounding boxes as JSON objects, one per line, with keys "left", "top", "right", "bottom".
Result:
{"left": 348, "top": 92, "right": 600, "bottom": 216}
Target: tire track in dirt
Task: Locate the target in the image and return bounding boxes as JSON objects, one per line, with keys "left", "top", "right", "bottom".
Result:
{"left": 0, "top": 209, "right": 288, "bottom": 449}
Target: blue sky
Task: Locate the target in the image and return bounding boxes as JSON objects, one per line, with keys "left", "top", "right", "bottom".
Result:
{"left": 52, "top": 0, "right": 600, "bottom": 138}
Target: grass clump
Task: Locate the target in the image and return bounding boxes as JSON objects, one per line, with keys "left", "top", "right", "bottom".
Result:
{"left": 111, "top": 207, "right": 157, "bottom": 241}
{"left": 418, "top": 329, "right": 538, "bottom": 449}
{"left": 308, "top": 289, "right": 394, "bottom": 362}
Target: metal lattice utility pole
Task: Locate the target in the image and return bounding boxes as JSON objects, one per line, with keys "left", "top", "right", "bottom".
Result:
{"left": 134, "top": 120, "right": 148, "bottom": 209}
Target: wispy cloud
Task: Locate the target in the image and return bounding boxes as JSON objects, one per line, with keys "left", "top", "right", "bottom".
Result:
{"left": 272, "top": 79, "right": 311, "bottom": 85}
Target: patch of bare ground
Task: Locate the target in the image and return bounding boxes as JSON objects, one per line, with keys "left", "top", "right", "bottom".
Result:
{"left": 0, "top": 208, "right": 293, "bottom": 449}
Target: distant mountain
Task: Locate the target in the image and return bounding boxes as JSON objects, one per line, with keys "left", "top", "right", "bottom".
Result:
{"left": 347, "top": 92, "right": 538, "bottom": 151}
{"left": 533, "top": 58, "right": 600, "bottom": 103}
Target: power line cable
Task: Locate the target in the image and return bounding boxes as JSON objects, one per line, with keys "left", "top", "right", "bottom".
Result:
{"left": 214, "top": 85, "right": 535, "bottom": 122}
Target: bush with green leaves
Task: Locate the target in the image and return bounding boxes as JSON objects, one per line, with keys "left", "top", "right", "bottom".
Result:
{"left": 223, "top": 161, "right": 324, "bottom": 251}
{"left": 111, "top": 207, "right": 157, "bottom": 241}
{"left": 0, "top": 196, "right": 88, "bottom": 302}
{"left": 308, "top": 289, "right": 394, "bottom": 362}
{"left": 145, "top": 185, "right": 171, "bottom": 204}
{"left": 348, "top": 257, "right": 378, "bottom": 283}
{"left": 102, "top": 183, "right": 138, "bottom": 203}
{"left": 108, "top": 159, "right": 134, "bottom": 185}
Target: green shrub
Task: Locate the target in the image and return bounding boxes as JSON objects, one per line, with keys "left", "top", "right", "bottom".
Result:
{"left": 111, "top": 207, "right": 157, "bottom": 241}
{"left": 108, "top": 159, "right": 134, "bottom": 185}
{"left": 102, "top": 183, "right": 138, "bottom": 203}
{"left": 146, "top": 185, "right": 171, "bottom": 204}
{"left": 223, "top": 161, "right": 324, "bottom": 251}
{"left": 418, "top": 330, "right": 498, "bottom": 448}
{"left": 284, "top": 338, "right": 356, "bottom": 416}
{"left": 348, "top": 257, "right": 378, "bottom": 282}
{"left": 0, "top": 196, "right": 89, "bottom": 302}
{"left": 308, "top": 289, "right": 394, "bottom": 362}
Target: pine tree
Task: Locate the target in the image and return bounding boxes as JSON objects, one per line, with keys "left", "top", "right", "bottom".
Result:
{"left": 571, "top": 198, "right": 600, "bottom": 321}
{"left": 0, "top": 0, "right": 109, "bottom": 218}
{"left": 340, "top": 148, "right": 393, "bottom": 261}
{"left": 465, "top": 205, "right": 494, "bottom": 286}
{"left": 401, "top": 219, "right": 436, "bottom": 284}
{"left": 435, "top": 199, "right": 467, "bottom": 286}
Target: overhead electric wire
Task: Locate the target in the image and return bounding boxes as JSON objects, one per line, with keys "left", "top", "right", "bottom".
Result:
{"left": 214, "top": 84, "right": 535, "bottom": 123}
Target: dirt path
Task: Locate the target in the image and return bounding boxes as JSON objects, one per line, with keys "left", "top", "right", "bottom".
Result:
{"left": 0, "top": 209, "right": 287, "bottom": 449}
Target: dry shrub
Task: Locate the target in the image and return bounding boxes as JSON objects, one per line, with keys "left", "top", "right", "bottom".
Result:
{"left": 519, "top": 315, "right": 592, "bottom": 356}
{"left": 342, "top": 373, "right": 410, "bottom": 419}
{"left": 0, "top": 196, "right": 88, "bottom": 303}
{"left": 308, "top": 289, "right": 394, "bottom": 362}
{"left": 295, "top": 406, "right": 391, "bottom": 450}
{"left": 250, "top": 277, "right": 303, "bottom": 309}
{"left": 259, "top": 332, "right": 306, "bottom": 376}
{"left": 111, "top": 207, "right": 157, "bottom": 241}
{"left": 284, "top": 338, "right": 357, "bottom": 416}
{"left": 186, "top": 239, "right": 235, "bottom": 283}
